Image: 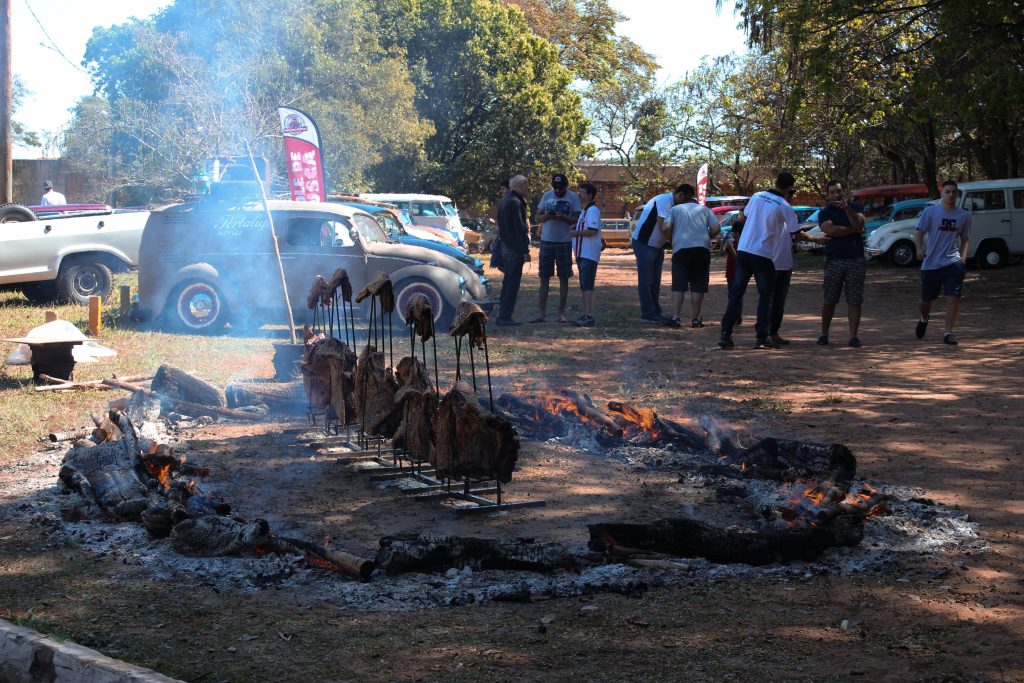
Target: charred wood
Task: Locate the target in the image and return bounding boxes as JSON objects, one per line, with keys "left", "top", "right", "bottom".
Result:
{"left": 227, "top": 380, "right": 307, "bottom": 415}
{"left": 588, "top": 516, "right": 864, "bottom": 565}
{"left": 731, "top": 438, "right": 857, "bottom": 483}
{"left": 561, "top": 390, "right": 622, "bottom": 437}
{"left": 432, "top": 382, "right": 519, "bottom": 483}
{"left": 151, "top": 365, "right": 226, "bottom": 408}
{"left": 376, "top": 534, "right": 579, "bottom": 575}
{"left": 170, "top": 515, "right": 271, "bottom": 556}
{"left": 262, "top": 536, "right": 375, "bottom": 581}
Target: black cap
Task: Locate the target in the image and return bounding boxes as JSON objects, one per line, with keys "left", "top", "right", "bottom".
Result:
{"left": 551, "top": 173, "right": 568, "bottom": 188}
{"left": 43, "top": 180, "right": 54, "bottom": 189}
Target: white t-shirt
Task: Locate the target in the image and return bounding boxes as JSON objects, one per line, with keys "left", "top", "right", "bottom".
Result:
{"left": 665, "top": 201, "right": 718, "bottom": 253}
{"left": 631, "top": 193, "right": 674, "bottom": 248}
{"left": 40, "top": 190, "right": 67, "bottom": 206}
{"left": 573, "top": 204, "right": 602, "bottom": 263}
{"left": 737, "top": 190, "right": 801, "bottom": 266}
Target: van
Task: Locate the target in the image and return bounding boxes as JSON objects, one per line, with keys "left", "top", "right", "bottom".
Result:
{"left": 864, "top": 178, "right": 1024, "bottom": 268}
{"left": 360, "top": 194, "right": 466, "bottom": 245}
{"left": 852, "top": 183, "right": 930, "bottom": 217}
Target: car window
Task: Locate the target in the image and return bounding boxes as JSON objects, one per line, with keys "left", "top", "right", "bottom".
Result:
{"left": 287, "top": 217, "right": 335, "bottom": 247}
{"left": 894, "top": 208, "right": 916, "bottom": 221}
{"left": 442, "top": 202, "right": 458, "bottom": 217}
{"left": 373, "top": 211, "right": 402, "bottom": 240}
{"left": 964, "top": 190, "right": 1006, "bottom": 212}
{"left": 410, "top": 201, "right": 443, "bottom": 217}
{"left": 321, "top": 219, "right": 355, "bottom": 248}
{"left": 1012, "top": 189, "right": 1024, "bottom": 209}
{"left": 352, "top": 213, "right": 389, "bottom": 243}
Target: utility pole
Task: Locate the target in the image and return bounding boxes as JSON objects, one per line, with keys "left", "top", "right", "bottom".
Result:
{"left": 1, "top": 0, "right": 12, "bottom": 203}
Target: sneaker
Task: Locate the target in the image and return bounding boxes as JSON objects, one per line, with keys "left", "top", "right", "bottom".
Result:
{"left": 572, "top": 315, "right": 595, "bottom": 328}
{"left": 943, "top": 333, "right": 959, "bottom": 345}
{"left": 495, "top": 318, "right": 521, "bottom": 327}
{"left": 664, "top": 317, "right": 682, "bottom": 328}
{"left": 735, "top": 317, "right": 743, "bottom": 327}
{"left": 816, "top": 335, "right": 829, "bottom": 346}
{"left": 753, "top": 337, "right": 777, "bottom": 349}
{"left": 770, "top": 334, "right": 790, "bottom": 346}
{"left": 915, "top": 318, "right": 928, "bottom": 339}
{"left": 691, "top": 318, "right": 704, "bottom": 328}
{"left": 849, "top": 337, "right": 862, "bottom": 347}
{"left": 718, "top": 335, "right": 735, "bottom": 349}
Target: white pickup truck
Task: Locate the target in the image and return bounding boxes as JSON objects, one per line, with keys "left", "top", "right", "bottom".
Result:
{"left": 0, "top": 203, "right": 150, "bottom": 304}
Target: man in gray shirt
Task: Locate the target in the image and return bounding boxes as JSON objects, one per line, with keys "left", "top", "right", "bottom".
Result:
{"left": 915, "top": 179, "right": 971, "bottom": 345}
{"left": 532, "top": 173, "right": 581, "bottom": 323}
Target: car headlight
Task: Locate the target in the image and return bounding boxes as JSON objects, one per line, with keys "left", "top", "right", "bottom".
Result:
{"left": 458, "top": 275, "right": 467, "bottom": 296}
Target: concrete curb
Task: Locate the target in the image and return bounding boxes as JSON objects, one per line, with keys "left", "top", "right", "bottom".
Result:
{"left": 0, "top": 618, "right": 183, "bottom": 683}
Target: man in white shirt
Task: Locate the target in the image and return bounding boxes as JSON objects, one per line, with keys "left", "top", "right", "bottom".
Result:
{"left": 569, "top": 182, "right": 602, "bottom": 327}
{"left": 40, "top": 180, "right": 67, "bottom": 206}
{"left": 719, "top": 172, "right": 803, "bottom": 349}
{"left": 662, "top": 184, "right": 719, "bottom": 327}
{"left": 631, "top": 185, "right": 687, "bottom": 323}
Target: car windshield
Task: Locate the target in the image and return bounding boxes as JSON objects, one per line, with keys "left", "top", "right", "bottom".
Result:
{"left": 352, "top": 212, "right": 390, "bottom": 243}
{"left": 442, "top": 202, "right": 458, "bottom": 217}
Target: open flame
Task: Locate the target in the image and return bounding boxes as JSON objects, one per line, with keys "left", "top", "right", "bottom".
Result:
{"left": 612, "top": 403, "right": 659, "bottom": 433}
{"left": 779, "top": 482, "right": 887, "bottom": 527}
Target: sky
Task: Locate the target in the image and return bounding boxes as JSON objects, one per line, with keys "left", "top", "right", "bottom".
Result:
{"left": 9, "top": 0, "right": 748, "bottom": 158}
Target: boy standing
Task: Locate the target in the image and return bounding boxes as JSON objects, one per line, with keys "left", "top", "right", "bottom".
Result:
{"left": 570, "top": 182, "right": 602, "bottom": 327}
{"left": 915, "top": 180, "right": 971, "bottom": 345}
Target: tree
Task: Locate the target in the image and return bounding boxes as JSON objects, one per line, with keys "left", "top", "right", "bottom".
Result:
{"left": 371, "top": 0, "right": 588, "bottom": 208}
{"left": 12, "top": 77, "right": 41, "bottom": 149}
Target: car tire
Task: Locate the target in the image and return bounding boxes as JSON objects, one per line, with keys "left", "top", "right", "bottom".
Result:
{"left": 167, "top": 280, "right": 228, "bottom": 333}
{"left": 21, "top": 281, "right": 59, "bottom": 303}
{"left": 394, "top": 277, "right": 453, "bottom": 333}
{"left": 975, "top": 241, "right": 1007, "bottom": 269}
{"left": 888, "top": 240, "right": 917, "bottom": 267}
{"left": 57, "top": 257, "right": 113, "bottom": 304}
{"left": 0, "top": 203, "right": 37, "bottom": 223}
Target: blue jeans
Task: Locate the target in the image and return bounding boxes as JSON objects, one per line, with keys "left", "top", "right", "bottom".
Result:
{"left": 721, "top": 251, "right": 776, "bottom": 339}
{"left": 632, "top": 239, "right": 664, "bottom": 319}
{"left": 769, "top": 269, "right": 792, "bottom": 336}
{"left": 497, "top": 244, "right": 526, "bottom": 321}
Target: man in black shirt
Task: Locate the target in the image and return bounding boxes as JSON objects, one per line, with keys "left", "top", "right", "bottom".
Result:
{"left": 495, "top": 175, "right": 531, "bottom": 326}
{"left": 816, "top": 179, "right": 867, "bottom": 346}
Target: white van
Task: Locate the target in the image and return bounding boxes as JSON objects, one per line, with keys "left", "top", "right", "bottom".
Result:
{"left": 360, "top": 193, "right": 466, "bottom": 245}
{"left": 864, "top": 178, "right": 1024, "bottom": 268}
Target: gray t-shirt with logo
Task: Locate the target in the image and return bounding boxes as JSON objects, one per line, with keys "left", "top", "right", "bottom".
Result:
{"left": 916, "top": 204, "right": 971, "bottom": 271}
{"left": 539, "top": 189, "right": 582, "bottom": 242}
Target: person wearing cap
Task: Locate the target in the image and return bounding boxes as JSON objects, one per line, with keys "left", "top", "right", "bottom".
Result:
{"left": 532, "top": 173, "right": 581, "bottom": 323}
{"left": 40, "top": 180, "right": 67, "bottom": 206}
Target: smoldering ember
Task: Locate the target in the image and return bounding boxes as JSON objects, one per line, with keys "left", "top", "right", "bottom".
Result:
{"left": 3, "top": 275, "right": 981, "bottom": 618}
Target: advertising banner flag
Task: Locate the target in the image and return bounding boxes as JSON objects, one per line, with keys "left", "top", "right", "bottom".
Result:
{"left": 278, "top": 107, "right": 327, "bottom": 202}
{"left": 696, "top": 163, "right": 709, "bottom": 206}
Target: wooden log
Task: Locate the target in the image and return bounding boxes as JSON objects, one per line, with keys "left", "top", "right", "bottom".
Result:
{"left": 607, "top": 401, "right": 705, "bottom": 451}
{"left": 49, "top": 428, "right": 92, "bottom": 443}
{"left": 226, "top": 380, "right": 306, "bottom": 414}
{"left": 88, "top": 295, "right": 102, "bottom": 336}
{"left": 588, "top": 516, "right": 864, "bottom": 566}
{"left": 35, "top": 381, "right": 112, "bottom": 392}
{"left": 100, "top": 378, "right": 263, "bottom": 421}
{"left": 151, "top": 364, "right": 226, "bottom": 408}
{"left": 731, "top": 437, "right": 857, "bottom": 483}
{"left": 560, "top": 390, "right": 623, "bottom": 437}
{"left": 375, "top": 534, "right": 579, "bottom": 575}
{"left": 265, "top": 536, "right": 375, "bottom": 581}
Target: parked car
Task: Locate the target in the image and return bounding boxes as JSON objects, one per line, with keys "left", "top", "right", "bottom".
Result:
{"left": 866, "top": 178, "right": 1024, "bottom": 268}
{"left": 601, "top": 218, "right": 632, "bottom": 249}
{"left": 853, "top": 183, "right": 930, "bottom": 218}
{"left": 360, "top": 193, "right": 467, "bottom": 245}
{"left": 705, "top": 195, "right": 749, "bottom": 209}
{"left": 0, "top": 202, "right": 150, "bottom": 303}
{"left": 791, "top": 205, "right": 818, "bottom": 223}
{"left": 328, "top": 194, "right": 459, "bottom": 247}
{"left": 136, "top": 197, "right": 488, "bottom": 333}
{"left": 342, "top": 202, "right": 487, "bottom": 277}
{"left": 864, "top": 198, "right": 934, "bottom": 235}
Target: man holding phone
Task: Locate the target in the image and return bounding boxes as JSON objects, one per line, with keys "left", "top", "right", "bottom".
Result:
{"left": 816, "top": 179, "right": 867, "bottom": 346}
{"left": 533, "top": 173, "right": 581, "bottom": 323}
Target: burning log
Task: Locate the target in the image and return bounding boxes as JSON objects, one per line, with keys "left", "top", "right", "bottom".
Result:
{"left": 449, "top": 301, "right": 487, "bottom": 348}
{"left": 431, "top": 381, "right": 519, "bottom": 483}
{"left": 226, "top": 380, "right": 306, "bottom": 415}
{"left": 589, "top": 516, "right": 864, "bottom": 566}
{"left": 775, "top": 482, "right": 889, "bottom": 526}
{"left": 375, "top": 534, "right": 578, "bottom": 575}
{"left": 559, "top": 390, "right": 623, "bottom": 437}
{"left": 392, "top": 356, "right": 436, "bottom": 460}
{"left": 355, "top": 271, "right": 396, "bottom": 313}
{"left": 494, "top": 394, "right": 566, "bottom": 438}
{"left": 405, "top": 294, "right": 434, "bottom": 343}
{"left": 607, "top": 401, "right": 706, "bottom": 450}
{"left": 730, "top": 438, "right": 857, "bottom": 483}
{"left": 262, "top": 536, "right": 375, "bottom": 581}
{"left": 304, "top": 337, "right": 358, "bottom": 424}
{"left": 171, "top": 515, "right": 271, "bottom": 556}
{"left": 355, "top": 345, "right": 401, "bottom": 437}
{"left": 151, "top": 364, "right": 226, "bottom": 408}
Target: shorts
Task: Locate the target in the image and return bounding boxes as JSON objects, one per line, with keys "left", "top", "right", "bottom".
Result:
{"left": 823, "top": 257, "right": 866, "bottom": 305}
{"left": 671, "top": 247, "right": 710, "bottom": 293}
{"left": 921, "top": 261, "right": 965, "bottom": 301}
{"left": 538, "top": 241, "right": 573, "bottom": 280}
{"left": 577, "top": 257, "right": 598, "bottom": 291}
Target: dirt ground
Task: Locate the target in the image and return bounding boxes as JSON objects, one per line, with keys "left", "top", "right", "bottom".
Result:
{"left": 2, "top": 248, "right": 1024, "bottom": 682}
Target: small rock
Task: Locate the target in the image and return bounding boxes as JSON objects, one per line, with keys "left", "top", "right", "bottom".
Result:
{"left": 840, "top": 619, "right": 849, "bottom": 630}
{"left": 226, "top": 646, "right": 237, "bottom": 653}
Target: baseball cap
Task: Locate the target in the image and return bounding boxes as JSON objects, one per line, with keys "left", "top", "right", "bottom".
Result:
{"left": 43, "top": 180, "right": 54, "bottom": 189}
{"left": 551, "top": 173, "right": 568, "bottom": 188}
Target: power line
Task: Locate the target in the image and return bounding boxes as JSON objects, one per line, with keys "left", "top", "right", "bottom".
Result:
{"left": 21, "top": 0, "right": 88, "bottom": 73}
